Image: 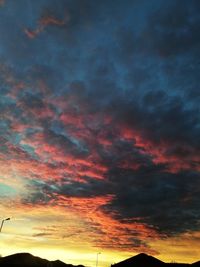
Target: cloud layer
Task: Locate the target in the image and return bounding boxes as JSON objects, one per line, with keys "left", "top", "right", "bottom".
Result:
{"left": 0, "top": 0, "right": 200, "bottom": 259}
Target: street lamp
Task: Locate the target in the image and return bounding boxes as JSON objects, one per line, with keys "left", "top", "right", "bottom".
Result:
{"left": 96, "top": 252, "right": 101, "bottom": 267}
{"left": 0, "top": 218, "right": 10, "bottom": 233}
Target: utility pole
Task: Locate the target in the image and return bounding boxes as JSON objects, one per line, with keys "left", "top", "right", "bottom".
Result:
{"left": 0, "top": 218, "right": 10, "bottom": 233}
{"left": 96, "top": 252, "right": 101, "bottom": 267}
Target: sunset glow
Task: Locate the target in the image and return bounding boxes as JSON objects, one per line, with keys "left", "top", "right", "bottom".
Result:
{"left": 0, "top": 1, "right": 200, "bottom": 266}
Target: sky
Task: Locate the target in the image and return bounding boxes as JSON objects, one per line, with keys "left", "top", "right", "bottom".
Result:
{"left": 0, "top": 0, "right": 200, "bottom": 266}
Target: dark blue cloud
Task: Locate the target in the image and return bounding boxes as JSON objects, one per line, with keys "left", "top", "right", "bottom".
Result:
{"left": 0, "top": 0, "right": 200, "bottom": 241}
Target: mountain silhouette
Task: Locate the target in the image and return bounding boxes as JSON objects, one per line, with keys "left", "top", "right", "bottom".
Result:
{"left": 0, "top": 253, "right": 85, "bottom": 267}
{"left": 112, "top": 253, "right": 165, "bottom": 267}
{"left": 0, "top": 252, "right": 199, "bottom": 267}
{"left": 111, "top": 253, "right": 199, "bottom": 267}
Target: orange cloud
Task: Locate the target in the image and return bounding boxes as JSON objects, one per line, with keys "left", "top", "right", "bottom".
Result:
{"left": 49, "top": 194, "right": 161, "bottom": 254}
{"left": 24, "top": 13, "right": 69, "bottom": 39}
{"left": 39, "top": 15, "right": 67, "bottom": 27}
{"left": 120, "top": 126, "right": 200, "bottom": 173}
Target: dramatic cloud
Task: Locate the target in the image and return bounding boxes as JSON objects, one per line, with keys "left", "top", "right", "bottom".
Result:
{"left": 0, "top": 0, "right": 200, "bottom": 265}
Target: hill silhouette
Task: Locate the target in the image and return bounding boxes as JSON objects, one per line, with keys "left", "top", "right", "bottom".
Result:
{"left": 112, "top": 253, "right": 165, "bottom": 267}
{"left": 0, "top": 253, "right": 84, "bottom": 267}
{"left": 112, "top": 253, "right": 197, "bottom": 267}
{"left": 0, "top": 252, "right": 199, "bottom": 267}
{"left": 192, "top": 261, "right": 200, "bottom": 267}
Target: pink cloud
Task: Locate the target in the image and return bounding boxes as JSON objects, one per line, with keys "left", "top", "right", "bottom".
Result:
{"left": 24, "top": 13, "right": 70, "bottom": 39}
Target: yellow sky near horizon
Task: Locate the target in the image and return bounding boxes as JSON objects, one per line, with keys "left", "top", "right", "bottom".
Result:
{"left": 1, "top": 202, "right": 200, "bottom": 267}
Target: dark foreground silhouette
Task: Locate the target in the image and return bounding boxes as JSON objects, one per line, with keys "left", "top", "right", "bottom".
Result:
{"left": 0, "top": 253, "right": 84, "bottom": 267}
{"left": 112, "top": 253, "right": 200, "bottom": 267}
{"left": 0, "top": 252, "right": 200, "bottom": 267}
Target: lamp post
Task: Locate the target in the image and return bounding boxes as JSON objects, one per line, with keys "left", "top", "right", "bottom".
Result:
{"left": 96, "top": 252, "right": 101, "bottom": 267}
{"left": 0, "top": 218, "right": 10, "bottom": 233}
